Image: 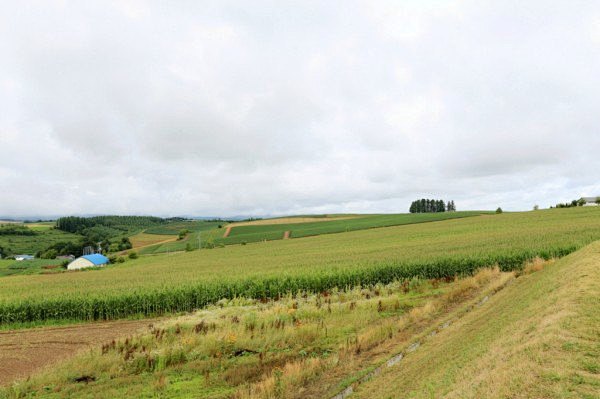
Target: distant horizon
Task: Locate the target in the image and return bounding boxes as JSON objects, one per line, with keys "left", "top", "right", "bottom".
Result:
{"left": 2, "top": 2, "right": 599, "bottom": 217}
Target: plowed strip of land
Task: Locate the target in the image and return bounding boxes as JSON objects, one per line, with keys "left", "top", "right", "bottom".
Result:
{"left": 0, "top": 320, "right": 153, "bottom": 385}
{"left": 283, "top": 231, "right": 290, "bottom": 239}
{"left": 223, "top": 226, "right": 232, "bottom": 238}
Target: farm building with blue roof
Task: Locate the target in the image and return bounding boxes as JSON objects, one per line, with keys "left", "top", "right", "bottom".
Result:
{"left": 67, "top": 254, "right": 110, "bottom": 270}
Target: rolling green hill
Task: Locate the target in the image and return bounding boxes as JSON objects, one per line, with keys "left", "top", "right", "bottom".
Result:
{"left": 0, "top": 207, "right": 599, "bottom": 324}
{"left": 351, "top": 239, "right": 600, "bottom": 398}
{"left": 0, "top": 224, "right": 82, "bottom": 257}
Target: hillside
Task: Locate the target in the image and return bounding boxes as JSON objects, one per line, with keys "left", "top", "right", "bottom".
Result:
{"left": 2, "top": 234, "right": 597, "bottom": 397}
{"left": 0, "top": 207, "right": 599, "bottom": 325}
{"left": 0, "top": 223, "right": 82, "bottom": 257}
{"left": 349, "top": 240, "right": 600, "bottom": 398}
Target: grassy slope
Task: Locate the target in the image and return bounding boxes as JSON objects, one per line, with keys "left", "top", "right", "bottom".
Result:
{"left": 0, "top": 259, "right": 64, "bottom": 277}
{"left": 0, "top": 267, "right": 507, "bottom": 398}
{"left": 0, "top": 228, "right": 81, "bottom": 256}
{"left": 213, "top": 212, "right": 486, "bottom": 245}
{"left": 353, "top": 241, "right": 600, "bottom": 398}
{"left": 140, "top": 221, "right": 224, "bottom": 254}
{"left": 0, "top": 207, "right": 599, "bottom": 310}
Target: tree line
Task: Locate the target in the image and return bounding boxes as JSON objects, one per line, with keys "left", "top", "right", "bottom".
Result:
{"left": 55, "top": 215, "right": 170, "bottom": 234}
{"left": 552, "top": 197, "right": 600, "bottom": 208}
{"left": 409, "top": 199, "right": 456, "bottom": 213}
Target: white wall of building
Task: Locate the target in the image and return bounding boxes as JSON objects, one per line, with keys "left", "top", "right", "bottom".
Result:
{"left": 67, "top": 258, "right": 96, "bottom": 270}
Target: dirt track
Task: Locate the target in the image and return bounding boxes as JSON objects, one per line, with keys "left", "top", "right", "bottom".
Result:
{"left": 0, "top": 320, "right": 153, "bottom": 385}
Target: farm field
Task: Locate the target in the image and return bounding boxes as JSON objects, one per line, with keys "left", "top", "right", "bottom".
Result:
{"left": 4, "top": 241, "right": 598, "bottom": 398}
{"left": 212, "top": 211, "right": 486, "bottom": 246}
{"left": 140, "top": 220, "right": 225, "bottom": 254}
{"left": 0, "top": 319, "right": 154, "bottom": 386}
{"left": 138, "top": 212, "right": 486, "bottom": 253}
{"left": 0, "top": 262, "right": 514, "bottom": 397}
{"left": 0, "top": 207, "right": 599, "bottom": 324}
{"left": 0, "top": 225, "right": 82, "bottom": 257}
{"left": 0, "top": 259, "right": 64, "bottom": 277}
{"left": 128, "top": 233, "right": 177, "bottom": 250}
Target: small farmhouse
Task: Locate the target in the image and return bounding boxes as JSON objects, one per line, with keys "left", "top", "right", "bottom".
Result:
{"left": 14, "top": 255, "right": 34, "bottom": 261}
{"left": 67, "top": 254, "right": 109, "bottom": 270}
{"left": 582, "top": 197, "right": 600, "bottom": 206}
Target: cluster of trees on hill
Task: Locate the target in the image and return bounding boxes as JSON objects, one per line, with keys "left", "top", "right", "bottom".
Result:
{"left": 0, "top": 225, "right": 37, "bottom": 236}
{"left": 409, "top": 199, "right": 456, "bottom": 213}
{"left": 553, "top": 197, "right": 600, "bottom": 208}
{"left": 56, "top": 216, "right": 170, "bottom": 234}
{"left": 39, "top": 215, "right": 174, "bottom": 259}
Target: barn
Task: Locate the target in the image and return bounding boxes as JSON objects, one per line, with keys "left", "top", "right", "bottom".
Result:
{"left": 67, "top": 254, "right": 109, "bottom": 270}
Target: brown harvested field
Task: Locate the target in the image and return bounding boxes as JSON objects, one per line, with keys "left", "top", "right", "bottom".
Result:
{"left": 129, "top": 232, "right": 177, "bottom": 249}
{"left": 0, "top": 320, "right": 154, "bottom": 386}
{"left": 227, "top": 215, "right": 359, "bottom": 227}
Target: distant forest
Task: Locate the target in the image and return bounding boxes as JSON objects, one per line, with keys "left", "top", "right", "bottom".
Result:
{"left": 409, "top": 199, "right": 456, "bottom": 213}
{"left": 55, "top": 215, "right": 174, "bottom": 234}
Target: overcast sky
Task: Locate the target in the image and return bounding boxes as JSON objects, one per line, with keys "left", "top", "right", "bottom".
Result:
{"left": 1, "top": 1, "right": 599, "bottom": 218}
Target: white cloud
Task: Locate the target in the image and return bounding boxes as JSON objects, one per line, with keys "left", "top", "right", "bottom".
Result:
{"left": 1, "top": 1, "right": 599, "bottom": 217}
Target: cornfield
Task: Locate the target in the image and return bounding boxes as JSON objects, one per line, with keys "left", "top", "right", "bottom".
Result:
{"left": 0, "top": 207, "right": 598, "bottom": 324}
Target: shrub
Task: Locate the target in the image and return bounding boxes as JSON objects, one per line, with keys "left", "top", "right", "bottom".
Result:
{"left": 117, "top": 256, "right": 126, "bottom": 263}
{"left": 128, "top": 252, "right": 138, "bottom": 260}
{"left": 108, "top": 255, "right": 118, "bottom": 264}
{"left": 41, "top": 249, "right": 58, "bottom": 259}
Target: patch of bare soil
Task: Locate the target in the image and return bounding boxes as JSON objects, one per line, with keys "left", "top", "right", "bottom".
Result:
{"left": 0, "top": 320, "right": 153, "bottom": 386}
{"left": 223, "top": 226, "right": 232, "bottom": 238}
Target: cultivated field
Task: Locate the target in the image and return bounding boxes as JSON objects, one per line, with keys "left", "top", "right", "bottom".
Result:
{"left": 140, "top": 220, "right": 224, "bottom": 254}
{"left": 1, "top": 264, "right": 513, "bottom": 397}
{"left": 4, "top": 240, "right": 597, "bottom": 398}
{"left": 0, "top": 259, "right": 64, "bottom": 277}
{"left": 128, "top": 233, "right": 177, "bottom": 250}
{"left": 0, "top": 226, "right": 81, "bottom": 256}
{"left": 0, "top": 207, "right": 599, "bottom": 324}
{"left": 212, "top": 211, "right": 486, "bottom": 245}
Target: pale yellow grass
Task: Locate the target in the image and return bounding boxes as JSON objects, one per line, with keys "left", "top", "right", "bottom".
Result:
{"left": 128, "top": 232, "right": 177, "bottom": 249}
{"left": 352, "top": 243, "right": 600, "bottom": 398}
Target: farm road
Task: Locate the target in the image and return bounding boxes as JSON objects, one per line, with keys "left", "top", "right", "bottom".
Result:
{"left": 0, "top": 319, "right": 153, "bottom": 385}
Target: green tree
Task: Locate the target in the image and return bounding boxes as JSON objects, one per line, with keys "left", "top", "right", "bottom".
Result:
{"left": 496, "top": 207, "right": 503, "bottom": 214}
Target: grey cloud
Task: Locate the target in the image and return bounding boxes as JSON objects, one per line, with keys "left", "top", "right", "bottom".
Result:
{"left": 1, "top": 1, "right": 600, "bottom": 217}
